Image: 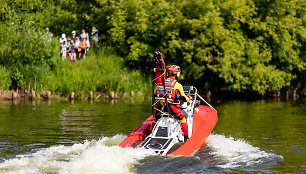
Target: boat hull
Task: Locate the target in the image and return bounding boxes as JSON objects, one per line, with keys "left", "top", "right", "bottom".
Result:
{"left": 119, "top": 105, "right": 218, "bottom": 156}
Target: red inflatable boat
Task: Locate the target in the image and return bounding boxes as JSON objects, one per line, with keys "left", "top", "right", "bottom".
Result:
{"left": 120, "top": 51, "right": 217, "bottom": 156}
{"left": 119, "top": 86, "right": 218, "bottom": 156}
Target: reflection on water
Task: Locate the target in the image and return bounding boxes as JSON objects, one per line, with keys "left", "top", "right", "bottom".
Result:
{"left": 0, "top": 100, "right": 152, "bottom": 161}
{"left": 0, "top": 98, "right": 305, "bottom": 173}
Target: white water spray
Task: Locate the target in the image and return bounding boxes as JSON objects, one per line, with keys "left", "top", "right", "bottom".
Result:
{"left": 0, "top": 134, "right": 284, "bottom": 173}
{"left": 205, "top": 134, "right": 283, "bottom": 168}
{"left": 0, "top": 135, "right": 154, "bottom": 174}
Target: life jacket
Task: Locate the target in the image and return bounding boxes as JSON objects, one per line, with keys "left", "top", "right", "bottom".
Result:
{"left": 155, "top": 78, "right": 179, "bottom": 104}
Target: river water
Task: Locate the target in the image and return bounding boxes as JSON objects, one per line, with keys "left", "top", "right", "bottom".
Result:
{"left": 0, "top": 98, "right": 305, "bottom": 173}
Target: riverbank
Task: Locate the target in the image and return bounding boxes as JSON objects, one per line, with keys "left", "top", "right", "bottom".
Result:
{"left": 0, "top": 89, "right": 150, "bottom": 102}
{"left": 0, "top": 48, "right": 152, "bottom": 101}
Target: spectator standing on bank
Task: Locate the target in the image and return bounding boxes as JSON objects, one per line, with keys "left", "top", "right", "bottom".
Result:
{"left": 59, "top": 33, "right": 67, "bottom": 59}
{"left": 45, "top": 28, "right": 53, "bottom": 39}
{"left": 66, "top": 38, "right": 71, "bottom": 55}
{"left": 79, "top": 28, "right": 89, "bottom": 41}
{"left": 79, "top": 28, "right": 90, "bottom": 56}
{"left": 61, "top": 40, "right": 67, "bottom": 60}
{"left": 85, "top": 37, "right": 90, "bottom": 56}
{"left": 78, "top": 37, "right": 88, "bottom": 59}
{"left": 90, "top": 26, "right": 99, "bottom": 48}
{"left": 74, "top": 37, "right": 80, "bottom": 59}
{"left": 68, "top": 39, "right": 76, "bottom": 62}
{"left": 71, "top": 31, "right": 77, "bottom": 43}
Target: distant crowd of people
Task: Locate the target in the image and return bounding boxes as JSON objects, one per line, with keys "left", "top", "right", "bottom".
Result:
{"left": 58, "top": 26, "right": 99, "bottom": 62}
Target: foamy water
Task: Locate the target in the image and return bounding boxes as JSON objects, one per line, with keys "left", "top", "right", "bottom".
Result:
{"left": 0, "top": 135, "right": 155, "bottom": 174}
{"left": 205, "top": 134, "right": 283, "bottom": 168}
{"left": 0, "top": 134, "right": 283, "bottom": 173}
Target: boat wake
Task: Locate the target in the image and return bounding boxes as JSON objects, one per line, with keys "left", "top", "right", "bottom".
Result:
{"left": 202, "top": 134, "right": 283, "bottom": 168}
{"left": 0, "top": 134, "right": 283, "bottom": 173}
{"left": 0, "top": 135, "right": 154, "bottom": 174}
{"left": 136, "top": 134, "right": 283, "bottom": 173}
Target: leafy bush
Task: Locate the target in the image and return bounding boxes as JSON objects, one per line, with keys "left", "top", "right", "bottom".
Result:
{"left": 0, "top": 66, "right": 11, "bottom": 90}
{"left": 10, "top": 67, "right": 25, "bottom": 89}
{"left": 0, "top": 18, "right": 54, "bottom": 66}
{"left": 0, "top": 16, "right": 59, "bottom": 90}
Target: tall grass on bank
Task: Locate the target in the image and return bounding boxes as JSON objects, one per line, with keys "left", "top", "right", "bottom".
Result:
{"left": 0, "top": 66, "right": 11, "bottom": 90}
{"left": 46, "top": 49, "right": 151, "bottom": 98}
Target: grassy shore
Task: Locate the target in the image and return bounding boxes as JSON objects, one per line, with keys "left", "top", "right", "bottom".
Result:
{"left": 0, "top": 48, "right": 152, "bottom": 101}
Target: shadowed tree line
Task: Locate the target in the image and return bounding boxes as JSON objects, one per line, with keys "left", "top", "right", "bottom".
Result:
{"left": 0, "top": 0, "right": 305, "bottom": 97}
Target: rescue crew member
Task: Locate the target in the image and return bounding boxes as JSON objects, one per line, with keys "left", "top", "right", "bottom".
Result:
{"left": 155, "top": 65, "right": 189, "bottom": 142}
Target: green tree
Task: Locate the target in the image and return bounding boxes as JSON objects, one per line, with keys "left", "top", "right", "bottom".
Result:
{"left": 1, "top": 0, "right": 305, "bottom": 95}
{"left": 91, "top": 0, "right": 305, "bottom": 95}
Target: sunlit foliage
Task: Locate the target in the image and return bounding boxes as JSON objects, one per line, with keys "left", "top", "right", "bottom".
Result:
{"left": 0, "top": 0, "right": 305, "bottom": 95}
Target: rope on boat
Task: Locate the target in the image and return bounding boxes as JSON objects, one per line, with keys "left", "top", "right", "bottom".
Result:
{"left": 196, "top": 93, "right": 217, "bottom": 112}
{"left": 152, "top": 69, "right": 166, "bottom": 82}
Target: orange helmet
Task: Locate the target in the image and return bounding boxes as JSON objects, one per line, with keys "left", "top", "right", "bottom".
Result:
{"left": 168, "top": 65, "right": 181, "bottom": 77}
